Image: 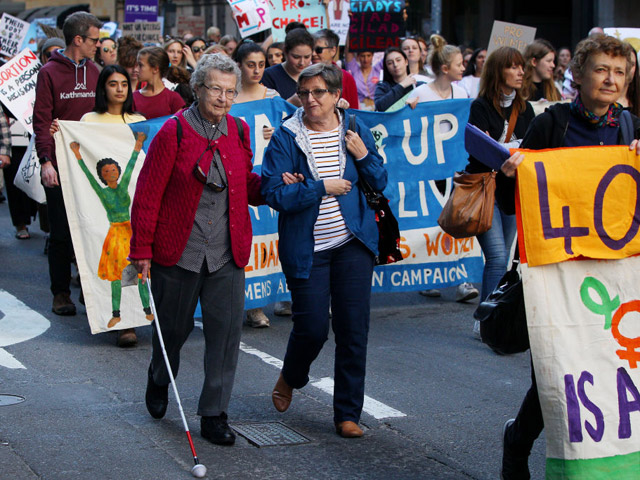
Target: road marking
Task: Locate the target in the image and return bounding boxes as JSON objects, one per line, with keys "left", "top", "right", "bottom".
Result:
{"left": 311, "top": 377, "right": 406, "bottom": 419}
{"left": 0, "top": 290, "right": 51, "bottom": 369}
{"left": 194, "top": 322, "right": 406, "bottom": 420}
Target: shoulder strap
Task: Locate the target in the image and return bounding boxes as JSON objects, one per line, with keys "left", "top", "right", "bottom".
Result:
{"left": 505, "top": 104, "right": 520, "bottom": 143}
{"left": 172, "top": 115, "right": 182, "bottom": 148}
{"left": 233, "top": 116, "right": 244, "bottom": 143}
{"left": 620, "top": 110, "right": 634, "bottom": 146}
{"left": 349, "top": 114, "right": 356, "bottom": 132}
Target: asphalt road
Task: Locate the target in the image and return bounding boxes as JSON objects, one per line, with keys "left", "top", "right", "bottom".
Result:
{"left": 0, "top": 204, "right": 545, "bottom": 479}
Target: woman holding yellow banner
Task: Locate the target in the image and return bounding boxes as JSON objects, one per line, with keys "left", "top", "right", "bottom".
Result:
{"left": 499, "top": 34, "right": 640, "bottom": 480}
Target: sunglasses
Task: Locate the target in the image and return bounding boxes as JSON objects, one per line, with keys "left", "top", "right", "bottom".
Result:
{"left": 191, "top": 46, "right": 205, "bottom": 53}
{"left": 82, "top": 35, "right": 100, "bottom": 44}
{"left": 314, "top": 46, "right": 332, "bottom": 55}
{"left": 103, "top": 45, "right": 117, "bottom": 53}
{"left": 193, "top": 149, "right": 226, "bottom": 192}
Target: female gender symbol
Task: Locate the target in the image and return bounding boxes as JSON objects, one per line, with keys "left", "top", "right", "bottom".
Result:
{"left": 580, "top": 277, "right": 640, "bottom": 369}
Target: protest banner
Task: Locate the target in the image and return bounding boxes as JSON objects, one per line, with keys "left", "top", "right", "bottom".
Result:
{"left": 121, "top": 21, "right": 163, "bottom": 44}
{"left": 348, "top": 0, "right": 404, "bottom": 52}
{"left": 55, "top": 97, "right": 481, "bottom": 330}
{"left": 227, "top": 0, "right": 271, "bottom": 38}
{"left": 0, "top": 13, "right": 30, "bottom": 57}
{"left": 516, "top": 146, "right": 640, "bottom": 478}
{"left": 487, "top": 20, "right": 536, "bottom": 55}
{"left": 604, "top": 28, "right": 640, "bottom": 52}
{"left": 177, "top": 15, "right": 206, "bottom": 37}
{"left": 326, "top": 0, "right": 350, "bottom": 45}
{"left": 269, "top": 0, "right": 328, "bottom": 41}
{"left": 124, "top": 0, "right": 159, "bottom": 22}
{"left": 0, "top": 48, "right": 41, "bottom": 135}
{"left": 55, "top": 122, "right": 151, "bottom": 334}
{"left": 21, "top": 17, "right": 56, "bottom": 52}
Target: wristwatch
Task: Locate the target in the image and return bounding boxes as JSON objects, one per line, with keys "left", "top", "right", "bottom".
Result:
{"left": 39, "top": 155, "right": 51, "bottom": 165}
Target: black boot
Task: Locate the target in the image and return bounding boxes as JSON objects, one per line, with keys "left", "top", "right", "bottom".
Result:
{"left": 201, "top": 413, "right": 236, "bottom": 446}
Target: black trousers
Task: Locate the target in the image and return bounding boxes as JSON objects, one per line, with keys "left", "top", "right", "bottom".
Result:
{"left": 505, "top": 356, "right": 544, "bottom": 456}
{"left": 43, "top": 183, "right": 74, "bottom": 296}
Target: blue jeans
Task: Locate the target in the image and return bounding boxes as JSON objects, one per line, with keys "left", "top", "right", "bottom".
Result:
{"left": 282, "top": 239, "right": 375, "bottom": 424}
{"left": 477, "top": 201, "right": 516, "bottom": 301}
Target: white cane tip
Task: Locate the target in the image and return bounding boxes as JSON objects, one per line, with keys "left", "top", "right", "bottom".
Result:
{"left": 191, "top": 464, "right": 207, "bottom": 478}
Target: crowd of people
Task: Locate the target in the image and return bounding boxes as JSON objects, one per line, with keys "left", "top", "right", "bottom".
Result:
{"left": 0, "top": 10, "right": 639, "bottom": 479}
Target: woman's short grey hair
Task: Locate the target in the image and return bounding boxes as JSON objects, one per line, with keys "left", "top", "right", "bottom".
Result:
{"left": 190, "top": 53, "right": 241, "bottom": 91}
{"left": 298, "top": 63, "right": 342, "bottom": 92}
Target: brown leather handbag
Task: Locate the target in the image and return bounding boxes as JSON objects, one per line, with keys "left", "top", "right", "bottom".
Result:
{"left": 437, "top": 171, "right": 497, "bottom": 238}
{"left": 438, "top": 106, "right": 519, "bottom": 238}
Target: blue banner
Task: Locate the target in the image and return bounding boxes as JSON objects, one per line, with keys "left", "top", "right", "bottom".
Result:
{"left": 131, "top": 97, "right": 483, "bottom": 310}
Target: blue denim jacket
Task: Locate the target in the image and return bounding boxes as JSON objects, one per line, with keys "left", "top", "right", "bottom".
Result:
{"left": 261, "top": 108, "right": 388, "bottom": 279}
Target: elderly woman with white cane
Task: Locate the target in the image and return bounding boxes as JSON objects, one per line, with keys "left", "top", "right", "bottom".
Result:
{"left": 129, "top": 53, "right": 262, "bottom": 446}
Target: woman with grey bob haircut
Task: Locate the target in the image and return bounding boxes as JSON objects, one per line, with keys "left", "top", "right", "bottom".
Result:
{"left": 190, "top": 53, "right": 241, "bottom": 93}
{"left": 262, "top": 56, "right": 387, "bottom": 438}
{"left": 298, "top": 62, "right": 343, "bottom": 93}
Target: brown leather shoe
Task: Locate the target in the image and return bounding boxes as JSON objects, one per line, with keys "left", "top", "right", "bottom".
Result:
{"left": 335, "top": 421, "right": 364, "bottom": 438}
{"left": 117, "top": 328, "right": 138, "bottom": 348}
{"left": 272, "top": 373, "right": 293, "bottom": 412}
{"left": 52, "top": 293, "right": 76, "bottom": 316}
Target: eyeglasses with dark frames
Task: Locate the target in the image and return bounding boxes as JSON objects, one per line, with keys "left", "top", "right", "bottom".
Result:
{"left": 297, "top": 88, "right": 330, "bottom": 100}
{"left": 191, "top": 46, "right": 205, "bottom": 53}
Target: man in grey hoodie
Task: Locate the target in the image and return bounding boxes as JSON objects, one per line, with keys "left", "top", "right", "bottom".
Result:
{"left": 34, "top": 11, "right": 102, "bottom": 315}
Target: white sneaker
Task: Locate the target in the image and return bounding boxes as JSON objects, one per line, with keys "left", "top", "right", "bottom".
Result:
{"left": 455, "top": 282, "right": 479, "bottom": 302}
{"left": 473, "top": 320, "right": 481, "bottom": 339}
{"left": 246, "top": 308, "right": 270, "bottom": 328}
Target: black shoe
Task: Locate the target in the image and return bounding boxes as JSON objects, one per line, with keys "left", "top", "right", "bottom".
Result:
{"left": 201, "top": 413, "right": 236, "bottom": 446}
{"left": 501, "top": 419, "right": 530, "bottom": 480}
{"left": 145, "top": 365, "right": 168, "bottom": 419}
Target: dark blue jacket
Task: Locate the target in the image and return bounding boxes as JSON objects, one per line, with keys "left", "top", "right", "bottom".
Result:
{"left": 261, "top": 108, "right": 387, "bottom": 278}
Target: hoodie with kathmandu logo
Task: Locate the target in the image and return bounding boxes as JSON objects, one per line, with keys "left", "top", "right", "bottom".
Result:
{"left": 34, "top": 49, "right": 99, "bottom": 166}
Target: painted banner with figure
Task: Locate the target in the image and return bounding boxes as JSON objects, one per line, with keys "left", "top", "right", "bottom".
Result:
{"left": 55, "top": 97, "right": 481, "bottom": 332}
{"left": 516, "top": 146, "right": 640, "bottom": 478}
{"left": 55, "top": 122, "right": 152, "bottom": 335}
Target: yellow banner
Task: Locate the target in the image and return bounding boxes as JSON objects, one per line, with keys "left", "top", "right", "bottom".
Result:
{"left": 516, "top": 146, "right": 640, "bottom": 267}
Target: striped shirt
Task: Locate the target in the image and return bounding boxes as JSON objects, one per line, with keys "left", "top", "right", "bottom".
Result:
{"left": 308, "top": 126, "right": 353, "bottom": 252}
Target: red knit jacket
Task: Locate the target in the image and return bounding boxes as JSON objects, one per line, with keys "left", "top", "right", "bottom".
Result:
{"left": 129, "top": 111, "right": 263, "bottom": 267}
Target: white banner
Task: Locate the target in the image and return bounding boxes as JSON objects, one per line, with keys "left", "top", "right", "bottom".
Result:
{"left": 0, "top": 13, "right": 30, "bottom": 57}
{"left": 55, "top": 121, "right": 152, "bottom": 334}
{"left": 0, "top": 49, "right": 41, "bottom": 135}
{"left": 522, "top": 258, "right": 640, "bottom": 476}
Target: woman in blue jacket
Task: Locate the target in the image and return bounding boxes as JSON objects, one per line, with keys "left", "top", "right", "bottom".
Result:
{"left": 261, "top": 63, "right": 387, "bottom": 438}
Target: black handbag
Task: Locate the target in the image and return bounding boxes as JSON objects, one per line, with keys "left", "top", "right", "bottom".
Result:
{"left": 359, "top": 178, "right": 403, "bottom": 265}
{"left": 349, "top": 115, "right": 403, "bottom": 266}
{"left": 473, "top": 248, "right": 529, "bottom": 355}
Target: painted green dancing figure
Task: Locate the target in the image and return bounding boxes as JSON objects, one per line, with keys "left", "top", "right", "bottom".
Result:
{"left": 70, "top": 132, "right": 153, "bottom": 329}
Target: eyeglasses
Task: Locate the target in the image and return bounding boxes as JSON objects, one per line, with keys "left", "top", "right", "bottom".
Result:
{"left": 193, "top": 151, "right": 227, "bottom": 192}
{"left": 102, "top": 45, "right": 117, "bottom": 53}
{"left": 314, "top": 46, "right": 331, "bottom": 55}
{"left": 201, "top": 84, "right": 237, "bottom": 99}
{"left": 297, "top": 88, "right": 330, "bottom": 100}
{"left": 192, "top": 46, "right": 205, "bottom": 53}
{"left": 81, "top": 35, "right": 100, "bottom": 44}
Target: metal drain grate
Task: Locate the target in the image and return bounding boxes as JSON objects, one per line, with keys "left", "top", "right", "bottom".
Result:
{"left": 231, "top": 422, "right": 311, "bottom": 447}
{"left": 0, "top": 395, "right": 25, "bottom": 406}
